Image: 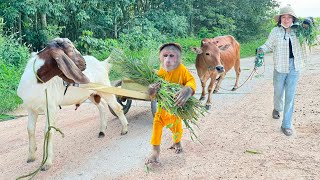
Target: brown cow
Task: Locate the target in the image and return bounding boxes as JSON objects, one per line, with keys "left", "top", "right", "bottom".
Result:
{"left": 192, "top": 35, "right": 241, "bottom": 110}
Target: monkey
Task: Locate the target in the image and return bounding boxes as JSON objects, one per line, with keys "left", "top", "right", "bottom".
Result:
{"left": 145, "top": 43, "right": 196, "bottom": 165}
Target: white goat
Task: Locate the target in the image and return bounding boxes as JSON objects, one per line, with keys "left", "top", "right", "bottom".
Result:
{"left": 17, "top": 38, "right": 128, "bottom": 170}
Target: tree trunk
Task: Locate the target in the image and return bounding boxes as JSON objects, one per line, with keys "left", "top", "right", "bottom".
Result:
{"left": 35, "top": 13, "right": 38, "bottom": 31}
{"left": 114, "top": 16, "right": 118, "bottom": 39}
{"left": 40, "top": 13, "right": 47, "bottom": 29}
{"left": 18, "top": 12, "right": 22, "bottom": 44}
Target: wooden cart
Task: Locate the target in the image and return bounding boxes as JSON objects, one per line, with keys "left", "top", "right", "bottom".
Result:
{"left": 80, "top": 79, "right": 157, "bottom": 117}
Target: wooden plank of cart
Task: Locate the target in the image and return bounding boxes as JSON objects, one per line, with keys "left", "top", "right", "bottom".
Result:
{"left": 80, "top": 79, "right": 157, "bottom": 116}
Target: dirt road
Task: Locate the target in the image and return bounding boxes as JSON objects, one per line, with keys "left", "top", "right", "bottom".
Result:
{"left": 1, "top": 47, "right": 320, "bottom": 180}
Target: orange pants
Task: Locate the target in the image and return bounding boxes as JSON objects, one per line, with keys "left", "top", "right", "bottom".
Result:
{"left": 150, "top": 109, "right": 183, "bottom": 145}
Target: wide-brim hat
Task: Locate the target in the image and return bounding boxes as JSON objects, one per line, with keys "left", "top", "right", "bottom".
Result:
{"left": 159, "top": 43, "right": 182, "bottom": 53}
{"left": 274, "top": 6, "right": 298, "bottom": 22}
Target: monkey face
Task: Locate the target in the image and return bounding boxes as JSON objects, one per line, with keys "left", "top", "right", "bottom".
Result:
{"left": 160, "top": 49, "right": 181, "bottom": 72}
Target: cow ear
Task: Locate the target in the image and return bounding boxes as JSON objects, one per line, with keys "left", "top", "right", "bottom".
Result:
{"left": 218, "top": 44, "right": 231, "bottom": 51}
{"left": 50, "top": 49, "right": 90, "bottom": 84}
{"left": 190, "top": 47, "right": 203, "bottom": 54}
{"left": 201, "top": 41, "right": 207, "bottom": 46}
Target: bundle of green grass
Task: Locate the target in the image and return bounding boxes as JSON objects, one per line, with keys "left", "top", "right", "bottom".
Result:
{"left": 109, "top": 49, "right": 207, "bottom": 142}
{"left": 293, "top": 17, "right": 318, "bottom": 48}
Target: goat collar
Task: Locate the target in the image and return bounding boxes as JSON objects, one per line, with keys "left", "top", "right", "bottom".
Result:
{"left": 33, "top": 58, "right": 45, "bottom": 83}
{"left": 63, "top": 81, "right": 79, "bottom": 95}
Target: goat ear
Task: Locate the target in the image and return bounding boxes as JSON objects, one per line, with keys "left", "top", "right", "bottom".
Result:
{"left": 218, "top": 44, "right": 231, "bottom": 51}
{"left": 52, "top": 38, "right": 64, "bottom": 45}
{"left": 51, "top": 50, "right": 90, "bottom": 84}
{"left": 190, "top": 47, "right": 203, "bottom": 54}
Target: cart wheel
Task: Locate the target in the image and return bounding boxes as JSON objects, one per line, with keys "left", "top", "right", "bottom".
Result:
{"left": 108, "top": 80, "right": 132, "bottom": 116}
{"left": 151, "top": 100, "right": 158, "bottom": 117}
{"left": 109, "top": 97, "right": 132, "bottom": 116}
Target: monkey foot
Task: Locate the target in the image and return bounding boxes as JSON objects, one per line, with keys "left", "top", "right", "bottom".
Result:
{"left": 145, "top": 154, "right": 160, "bottom": 166}
{"left": 168, "top": 142, "right": 183, "bottom": 154}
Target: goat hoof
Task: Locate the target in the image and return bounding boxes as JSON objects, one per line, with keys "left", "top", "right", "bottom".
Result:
{"left": 205, "top": 105, "right": 212, "bottom": 110}
{"left": 27, "top": 158, "right": 35, "bottom": 163}
{"left": 41, "top": 164, "right": 52, "bottom": 171}
{"left": 213, "top": 90, "right": 218, "bottom": 94}
{"left": 121, "top": 131, "right": 128, "bottom": 135}
{"left": 199, "top": 96, "right": 205, "bottom": 101}
{"left": 231, "top": 87, "right": 237, "bottom": 91}
{"left": 98, "top": 132, "right": 105, "bottom": 138}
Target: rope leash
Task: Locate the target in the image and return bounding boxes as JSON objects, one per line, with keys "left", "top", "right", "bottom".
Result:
{"left": 16, "top": 59, "right": 64, "bottom": 180}
{"left": 218, "top": 51, "right": 265, "bottom": 92}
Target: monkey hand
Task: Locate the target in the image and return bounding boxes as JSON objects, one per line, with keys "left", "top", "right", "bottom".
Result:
{"left": 148, "top": 82, "right": 161, "bottom": 100}
{"left": 175, "top": 86, "right": 193, "bottom": 107}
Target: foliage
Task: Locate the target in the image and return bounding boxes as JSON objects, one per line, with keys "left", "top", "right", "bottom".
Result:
{"left": 109, "top": 48, "right": 159, "bottom": 81}
{"left": 0, "top": 61, "right": 23, "bottom": 113}
{"left": 174, "top": 37, "right": 201, "bottom": 65}
{"left": 227, "top": 0, "right": 279, "bottom": 42}
{"left": 0, "top": 34, "right": 29, "bottom": 113}
{"left": 239, "top": 39, "right": 267, "bottom": 58}
{"left": 119, "top": 19, "right": 164, "bottom": 51}
{"left": 76, "top": 30, "right": 118, "bottom": 59}
{"left": 0, "top": 0, "right": 279, "bottom": 51}
{"left": 145, "top": 10, "right": 189, "bottom": 37}
{"left": 0, "top": 35, "right": 29, "bottom": 67}
{"left": 293, "top": 18, "right": 319, "bottom": 48}
{"left": 0, "top": 114, "right": 17, "bottom": 122}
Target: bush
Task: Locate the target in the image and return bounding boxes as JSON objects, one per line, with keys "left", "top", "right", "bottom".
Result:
{"left": 0, "top": 35, "right": 29, "bottom": 67}
{"left": 0, "top": 35, "right": 29, "bottom": 113}
{"left": 76, "top": 30, "right": 121, "bottom": 60}
{"left": 174, "top": 37, "right": 202, "bottom": 65}
{"left": 0, "top": 61, "right": 23, "bottom": 113}
{"left": 146, "top": 10, "right": 189, "bottom": 37}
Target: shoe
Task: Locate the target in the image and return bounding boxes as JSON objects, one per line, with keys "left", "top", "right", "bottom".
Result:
{"left": 281, "top": 127, "right": 293, "bottom": 136}
{"left": 272, "top": 109, "right": 280, "bottom": 119}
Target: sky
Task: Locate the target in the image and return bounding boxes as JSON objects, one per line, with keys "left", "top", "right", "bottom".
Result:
{"left": 277, "top": 0, "right": 320, "bottom": 17}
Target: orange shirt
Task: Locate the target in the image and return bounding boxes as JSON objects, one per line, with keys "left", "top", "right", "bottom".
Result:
{"left": 158, "top": 64, "right": 196, "bottom": 93}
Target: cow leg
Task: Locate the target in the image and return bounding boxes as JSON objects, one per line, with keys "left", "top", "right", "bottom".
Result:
{"left": 206, "top": 75, "right": 216, "bottom": 110}
{"left": 199, "top": 81, "right": 206, "bottom": 101}
{"left": 41, "top": 105, "right": 57, "bottom": 171}
{"left": 89, "top": 94, "right": 107, "bottom": 138}
{"left": 232, "top": 59, "right": 241, "bottom": 91}
{"left": 214, "top": 72, "right": 226, "bottom": 93}
{"left": 27, "top": 109, "right": 38, "bottom": 163}
{"left": 103, "top": 93, "right": 129, "bottom": 135}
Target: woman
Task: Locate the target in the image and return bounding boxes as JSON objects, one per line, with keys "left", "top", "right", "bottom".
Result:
{"left": 257, "top": 5, "right": 308, "bottom": 136}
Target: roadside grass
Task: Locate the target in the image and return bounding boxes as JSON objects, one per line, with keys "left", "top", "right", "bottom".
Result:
{"left": 0, "top": 114, "right": 17, "bottom": 122}
{"left": 0, "top": 62, "right": 24, "bottom": 114}
{"left": 239, "top": 39, "right": 266, "bottom": 58}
